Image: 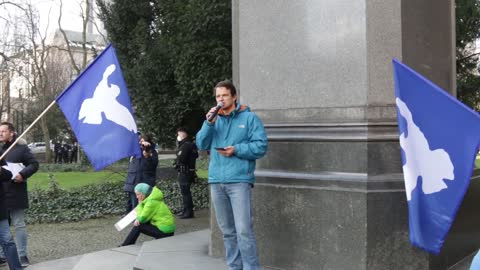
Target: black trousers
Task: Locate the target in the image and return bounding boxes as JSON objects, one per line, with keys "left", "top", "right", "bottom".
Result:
{"left": 178, "top": 173, "right": 194, "bottom": 213}
{"left": 70, "top": 151, "right": 77, "bottom": 163}
{"left": 125, "top": 192, "right": 138, "bottom": 214}
{"left": 54, "top": 152, "right": 61, "bottom": 163}
{"left": 121, "top": 223, "right": 174, "bottom": 246}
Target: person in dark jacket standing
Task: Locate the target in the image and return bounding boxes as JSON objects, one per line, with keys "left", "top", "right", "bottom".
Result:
{"left": 62, "top": 142, "right": 71, "bottom": 163}
{"left": 123, "top": 155, "right": 140, "bottom": 213}
{"left": 0, "top": 122, "right": 39, "bottom": 267}
{"left": 175, "top": 127, "right": 198, "bottom": 219}
{"left": 53, "top": 141, "right": 61, "bottom": 163}
{"left": 70, "top": 142, "right": 78, "bottom": 163}
{"left": 123, "top": 134, "right": 158, "bottom": 212}
{"left": 138, "top": 134, "right": 158, "bottom": 187}
{"left": 0, "top": 159, "right": 24, "bottom": 269}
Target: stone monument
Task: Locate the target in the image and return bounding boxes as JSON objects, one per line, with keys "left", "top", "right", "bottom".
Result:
{"left": 210, "top": 1, "right": 480, "bottom": 269}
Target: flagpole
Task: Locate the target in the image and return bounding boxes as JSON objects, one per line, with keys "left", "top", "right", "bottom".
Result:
{"left": 0, "top": 100, "right": 57, "bottom": 161}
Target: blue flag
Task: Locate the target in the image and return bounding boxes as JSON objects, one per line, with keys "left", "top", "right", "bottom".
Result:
{"left": 392, "top": 59, "right": 480, "bottom": 254}
{"left": 56, "top": 44, "right": 141, "bottom": 171}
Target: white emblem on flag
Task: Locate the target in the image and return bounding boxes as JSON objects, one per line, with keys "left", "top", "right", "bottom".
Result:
{"left": 396, "top": 97, "right": 454, "bottom": 201}
{"left": 78, "top": 64, "right": 137, "bottom": 133}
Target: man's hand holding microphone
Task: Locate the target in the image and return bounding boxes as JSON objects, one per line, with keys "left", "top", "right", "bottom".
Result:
{"left": 206, "top": 102, "right": 235, "bottom": 157}
{"left": 206, "top": 101, "right": 223, "bottom": 123}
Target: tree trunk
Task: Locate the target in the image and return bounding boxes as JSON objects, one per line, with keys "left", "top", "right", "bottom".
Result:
{"left": 40, "top": 116, "right": 51, "bottom": 163}
{"left": 6, "top": 76, "right": 10, "bottom": 121}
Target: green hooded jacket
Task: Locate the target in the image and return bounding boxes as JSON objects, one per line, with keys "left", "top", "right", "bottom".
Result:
{"left": 136, "top": 187, "right": 175, "bottom": 233}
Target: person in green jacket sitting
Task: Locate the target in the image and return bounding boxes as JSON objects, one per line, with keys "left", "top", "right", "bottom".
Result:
{"left": 121, "top": 183, "right": 175, "bottom": 246}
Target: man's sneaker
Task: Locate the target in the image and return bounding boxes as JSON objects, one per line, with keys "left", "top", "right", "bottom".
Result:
{"left": 0, "top": 257, "right": 6, "bottom": 266}
{"left": 20, "top": 256, "right": 30, "bottom": 267}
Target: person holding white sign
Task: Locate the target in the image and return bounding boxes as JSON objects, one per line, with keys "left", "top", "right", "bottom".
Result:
{"left": 120, "top": 183, "right": 175, "bottom": 246}
{"left": 0, "top": 122, "right": 38, "bottom": 267}
{"left": 0, "top": 159, "right": 23, "bottom": 270}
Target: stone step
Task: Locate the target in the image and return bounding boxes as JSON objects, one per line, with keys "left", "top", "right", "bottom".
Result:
{"left": 28, "top": 244, "right": 142, "bottom": 270}
{"left": 28, "top": 255, "right": 84, "bottom": 270}
{"left": 28, "top": 230, "right": 224, "bottom": 270}
{"left": 133, "top": 229, "right": 225, "bottom": 270}
{"left": 72, "top": 245, "right": 142, "bottom": 270}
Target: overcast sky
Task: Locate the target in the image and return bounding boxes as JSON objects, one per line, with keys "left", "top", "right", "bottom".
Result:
{"left": 1, "top": 0, "right": 103, "bottom": 36}
{"left": 38, "top": 0, "right": 88, "bottom": 33}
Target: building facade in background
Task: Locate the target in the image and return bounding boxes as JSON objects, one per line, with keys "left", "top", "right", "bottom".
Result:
{"left": 0, "top": 28, "right": 106, "bottom": 141}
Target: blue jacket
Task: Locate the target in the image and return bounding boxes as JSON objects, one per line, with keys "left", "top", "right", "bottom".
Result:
{"left": 196, "top": 104, "right": 268, "bottom": 184}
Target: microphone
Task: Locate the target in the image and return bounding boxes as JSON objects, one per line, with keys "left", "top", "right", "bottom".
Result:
{"left": 207, "top": 102, "right": 224, "bottom": 121}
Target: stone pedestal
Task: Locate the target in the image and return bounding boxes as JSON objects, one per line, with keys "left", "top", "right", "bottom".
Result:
{"left": 210, "top": 1, "right": 480, "bottom": 269}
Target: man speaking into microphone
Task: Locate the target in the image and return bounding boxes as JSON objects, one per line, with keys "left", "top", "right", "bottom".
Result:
{"left": 196, "top": 80, "right": 267, "bottom": 270}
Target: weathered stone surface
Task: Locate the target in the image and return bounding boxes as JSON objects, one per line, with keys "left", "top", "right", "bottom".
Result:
{"left": 209, "top": 0, "right": 473, "bottom": 269}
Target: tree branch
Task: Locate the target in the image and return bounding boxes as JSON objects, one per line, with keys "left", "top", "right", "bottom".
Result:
{"left": 458, "top": 52, "right": 480, "bottom": 62}
{"left": 0, "top": 1, "right": 26, "bottom": 12}
{"left": 0, "top": 51, "right": 9, "bottom": 61}
{"left": 57, "top": 0, "right": 80, "bottom": 74}
{"left": 92, "top": 7, "right": 108, "bottom": 44}
{"left": 81, "top": 0, "right": 90, "bottom": 68}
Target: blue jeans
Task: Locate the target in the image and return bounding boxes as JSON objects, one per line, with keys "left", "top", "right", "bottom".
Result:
{"left": 0, "top": 218, "right": 22, "bottom": 270}
{"left": 0, "top": 209, "right": 27, "bottom": 258}
{"left": 10, "top": 209, "right": 27, "bottom": 258}
{"left": 210, "top": 183, "right": 260, "bottom": 270}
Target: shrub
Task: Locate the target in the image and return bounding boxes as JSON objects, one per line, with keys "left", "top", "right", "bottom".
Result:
{"left": 39, "top": 159, "right": 131, "bottom": 173}
{"left": 26, "top": 178, "right": 209, "bottom": 224}
{"left": 38, "top": 163, "right": 92, "bottom": 173}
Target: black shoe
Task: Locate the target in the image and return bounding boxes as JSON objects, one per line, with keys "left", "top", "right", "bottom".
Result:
{"left": 0, "top": 257, "right": 6, "bottom": 266}
{"left": 20, "top": 256, "right": 30, "bottom": 267}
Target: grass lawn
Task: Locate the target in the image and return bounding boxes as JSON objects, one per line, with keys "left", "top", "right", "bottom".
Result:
{"left": 476, "top": 156, "right": 480, "bottom": 168}
{"left": 197, "top": 169, "right": 208, "bottom": 179}
{"left": 28, "top": 171, "right": 125, "bottom": 191}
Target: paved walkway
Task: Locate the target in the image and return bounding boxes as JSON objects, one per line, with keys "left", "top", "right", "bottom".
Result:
{"left": 28, "top": 230, "right": 226, "bottom": 270}
{"left": 158, "top": 154, "right": 176, "bottom": 160}
{"left": 0, "top": 209, "right": 209, "bottom": 270}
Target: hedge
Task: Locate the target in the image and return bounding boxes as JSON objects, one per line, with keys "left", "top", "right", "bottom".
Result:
{"left": 25, "top": 178, "right": 209, "bottom": 224}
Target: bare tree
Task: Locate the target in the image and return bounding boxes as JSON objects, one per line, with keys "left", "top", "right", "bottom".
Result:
{"left": 21, "top": 2, "right": 55, "bottom": 161}
{"left": 0, "top": 17, "right": 11, "bottom": 121}
{"left": 91, "top": 4, "right": 107, "bottom": 44}
{"left": 54, "top": 0, "right": 107, "bottom": 163}
{"left": 0, "top": 0, "right": 105, "bottom": 163}
{"left": 57, "top": 0, "right": 106, "bottom": 74}
{"left": 0, "top": 3, "right": 26, "bottom": 124}
{"left": 2, "top": 1, "right": 67, "bottom": 162}
{"left": 0, "top": 1, "right": 25, "bottom": 10}
{"left": 56, "top": 0, "right": 81, "bottom": 74}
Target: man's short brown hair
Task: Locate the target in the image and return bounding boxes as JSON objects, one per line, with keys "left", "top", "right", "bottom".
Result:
{"left": 0, "top": 122, "right": 15, "bottom": 132}
{"left": 214, "top": 80, "right": 237, "bottom": 97}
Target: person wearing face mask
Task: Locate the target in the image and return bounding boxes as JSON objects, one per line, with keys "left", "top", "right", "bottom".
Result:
{"left": 174, "top": 127, "right": 198, "bottom": 219}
